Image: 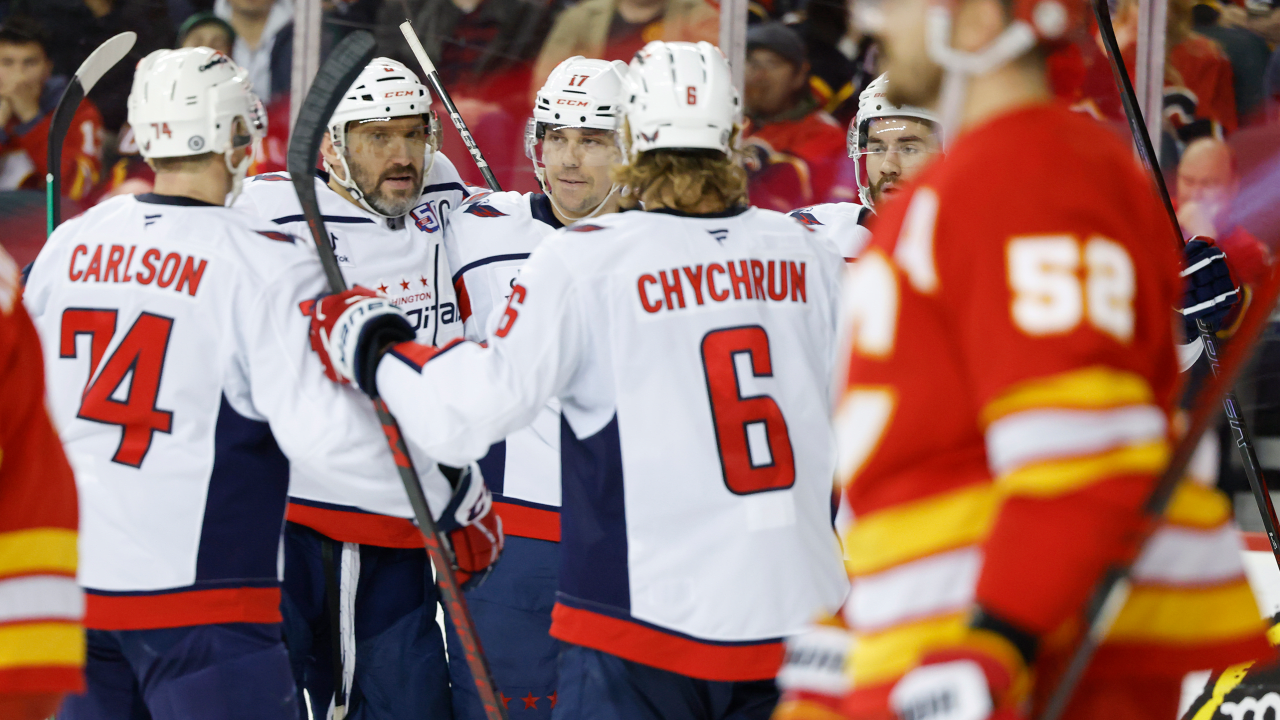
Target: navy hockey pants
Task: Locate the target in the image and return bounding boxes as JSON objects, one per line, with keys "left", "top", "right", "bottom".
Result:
{"left": 58, "top": 622, "right": 297, "bottom": 720}
{"left": 280, "top": 522, "right": 452, "bottom": 720}
{"left": 448, "top": 535, "right": 561, "bottom": 720}
{"left": 551, "top": 645, "right": 778, "bottom": 720}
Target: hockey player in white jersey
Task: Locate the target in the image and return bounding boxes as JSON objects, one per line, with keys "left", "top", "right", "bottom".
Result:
{"left": 788, "top": 73, "right": 940, "bottom": 260}
{"left": 308, "top": 40, "right": 848, "bottom": 720}
{"left": 230, "top": 58, "right": 475, "bottom": 719}
{"left": 442, "top": 56, "right": 628, "bottom": 720}
{"left": 21, "top": 48, "right": 499, "bottom": 720}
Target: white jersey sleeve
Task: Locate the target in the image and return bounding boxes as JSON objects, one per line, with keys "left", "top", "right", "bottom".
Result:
{"left": 789, "top": 202, "right": 873, "bottom": 261}
{"left": 373, "top": 207, "right": 848, "bottom": 676}
{"left": 22, "top": 194, "right": 454, "bottom": 626}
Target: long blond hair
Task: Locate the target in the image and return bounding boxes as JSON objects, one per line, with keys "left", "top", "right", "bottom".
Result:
{"left": 611, "top": 124, "right": 748, "bottom": 213}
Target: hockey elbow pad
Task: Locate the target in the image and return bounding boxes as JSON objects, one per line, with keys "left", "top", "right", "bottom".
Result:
{"left": 437, "top": 463, "right": 504, "bottom": 590}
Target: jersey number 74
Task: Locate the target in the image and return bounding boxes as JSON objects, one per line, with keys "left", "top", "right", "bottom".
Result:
{"left": 60, "top": 308, "right": 175, "bottom": 468}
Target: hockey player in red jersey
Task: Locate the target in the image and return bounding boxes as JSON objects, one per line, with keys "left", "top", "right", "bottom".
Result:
{"left": 788, "top": 74, "right": 940, "bottom": 262}
{"left": 22, "top": 47, "right": 499, "bottom": 720}
{"left": 309, "top": 40, "right": 849, "bottom": 719}
{"left": 232, "top": 57, "right": 473, "bottom": 720}
{"left": 443, "top": 56, "right": 628, "bottom": 720}
{"left": 774, "top": 0, "right": 1272, "bottom": 715}
{"left": 0, "top": 246, "right": 82, "bottom": 720}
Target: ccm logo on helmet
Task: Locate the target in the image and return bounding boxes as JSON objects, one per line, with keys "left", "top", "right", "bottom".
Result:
{"left": 385, "top": 90, "right": 415, "bottom": 98}
{"left": 556, "top": 99, "right": 589, "bottom": 106}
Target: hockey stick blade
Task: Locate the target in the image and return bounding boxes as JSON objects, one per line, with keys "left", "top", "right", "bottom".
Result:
{"left": 286, "top": 31, "right": 510, "bottom": 720}
{"left": 398, "top": 21, "right": 503, "bottom": 192}
{"left": 47, "top": 31, "right": 136, "bottom": 235}
{"left": 1089, "top": 0, "right": 1280, "bottom": 569}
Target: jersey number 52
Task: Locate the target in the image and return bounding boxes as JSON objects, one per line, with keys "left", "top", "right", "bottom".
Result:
{"left": 60, "top": 308, "right": 175, "bottom": 467}
{"left": 701, "top": 326, "right": 796, "bottom": 495}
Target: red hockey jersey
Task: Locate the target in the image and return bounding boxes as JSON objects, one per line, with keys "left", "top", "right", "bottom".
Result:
{"left": 836, "top": 102, "right": 1269, "bottom": 705}
{"left": 0, "top": 246, "right": 83, "bottom": 696}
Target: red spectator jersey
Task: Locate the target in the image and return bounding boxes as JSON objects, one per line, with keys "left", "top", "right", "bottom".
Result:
{"left": 0, "top": 98, "right": 103, "bottom": 202}
{"left": 836, "top": 102, "right": 1268, "bottom": 705}
{"left": 744, "top": 107, "right": 856, "bottom": 207}
{"left": 0, "top": 246, "right": 83, "bottom": 696}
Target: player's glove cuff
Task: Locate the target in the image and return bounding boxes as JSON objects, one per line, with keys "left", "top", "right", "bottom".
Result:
{"left": 890, "top": 617, "right": 1034, "bottom": 720}
{"left": 775, "top": 615, "right": 855, "bottom": 720}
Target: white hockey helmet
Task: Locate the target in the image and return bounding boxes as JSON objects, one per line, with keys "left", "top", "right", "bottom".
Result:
{"left": 324, "top": 57, "right": 440, "bottom": 218}
{"left": 622, "top": 41, "right": 740, "bottom": 158}
{"left": 127, "top": 47, "right": 266, "bottom": 203}
{"left": 526, "top": 56, "right": 628, "bottom": 176}
{"left": 850, "top": 73, "right": 940, "bottom": 208}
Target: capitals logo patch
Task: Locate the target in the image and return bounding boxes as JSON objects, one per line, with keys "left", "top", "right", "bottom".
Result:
{"left": 411, "top": 204, "right": 440, "bottom": 233}
{"left": 464, "top": 202, "right": 507, "bottom": 218}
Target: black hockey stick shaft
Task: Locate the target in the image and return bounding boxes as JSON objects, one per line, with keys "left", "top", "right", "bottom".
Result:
{"left": 1091, "top": 0, "right": 1280, "bottom": 569}
{"left": 287, "top": 31, "right": 509, "bottom": 720}
{"left": 46, "top": 31, "right": 136, "bottom": 235}
{"left": 398, "top": 22, "right": 503, "bottom": 192}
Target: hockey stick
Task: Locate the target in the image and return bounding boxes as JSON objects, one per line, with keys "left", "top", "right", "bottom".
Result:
{"left": 398, "top": 21, "right": 503, "bottom": 192}
{"left": 1089, "top": 0, "right": 1280, "bottom": 571}
{"left": 46, "top": 31, "right": 136, "bottom": 235}
{"left": 287, "top": 31, "right": 509, "bottom": 720}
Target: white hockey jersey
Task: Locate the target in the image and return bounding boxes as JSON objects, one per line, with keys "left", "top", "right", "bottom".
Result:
{"left": 232, "top": 156, "right": 468, "bottom": 547}
{"left": 23, "top": 194, "right": 455, "bottom": 629}
{"left": 376, "top": 207, "right": 848, "bottom": 681}
{"left": 789, "top": 202, "right": 872, "bottom": 261}
{"left": 445, "top": 190, "right": 564, "bottom": 543}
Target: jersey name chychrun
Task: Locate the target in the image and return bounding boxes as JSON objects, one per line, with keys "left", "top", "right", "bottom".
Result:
{"left": 637, "top": 259, "right": 809, "bottom": 313}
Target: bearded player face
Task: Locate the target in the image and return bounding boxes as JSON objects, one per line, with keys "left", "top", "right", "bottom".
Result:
{"left": 342, "top": 116, "right": 429, "bottom": 217}
{"left": 881, "top": 0, "right": 945, "bottom": 108}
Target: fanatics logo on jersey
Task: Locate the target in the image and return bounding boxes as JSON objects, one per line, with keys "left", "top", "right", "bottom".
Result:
{"left": 637, "top": 259, "right": 807, "bottom": 314}
{"left": 256, "top": 231, "right": 295, "bottom": 243}
{"left": 464, "top": 203, "right": 508, "bottom": 219}
{"left": 254, "top": 173, "right": 291, "bottom": 182}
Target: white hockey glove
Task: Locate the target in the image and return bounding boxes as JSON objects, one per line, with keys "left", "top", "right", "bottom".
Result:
{"left": 308, "top": 286, "right": 415, "bottom": 395}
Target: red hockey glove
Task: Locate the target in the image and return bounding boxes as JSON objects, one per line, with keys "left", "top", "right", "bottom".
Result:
{"left": 308, "top": 286, "right": 414, "bottom": 395}
{"left": 437, "top": 463, "right": 504, "bottom": 590}
{"left": 888, "top": 626, "right": 1032, "bottom": 720}
{"left": 774, "top": 614, "right": 855, "bottom": 720}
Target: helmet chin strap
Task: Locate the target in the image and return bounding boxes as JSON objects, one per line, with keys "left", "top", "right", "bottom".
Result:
{"left": 925, "top": 6, "right": 1037, "bottom": 148}
{"left": 323, "top": 149, "right": 438, "bottom": 219}
{"left": 223, "top": 145, "right": 253, "bottom": 206}
{"left": 546, "top": 182, "right": 620, "bottom": 224}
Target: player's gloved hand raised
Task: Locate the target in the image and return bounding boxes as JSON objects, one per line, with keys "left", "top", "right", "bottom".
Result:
{"left": 437, "top": 463, "right": 504, "bottom": 590}
{"left": 309, "top": 286, "right": 415, "bottom": 396}
{"left": 888, "top": 629, "right": 1030, "bottom": 720}
{"left": 773, "top": 615, "right": 854, "bottom": 720}
{"left": 1182, "top": 237, "right": 1241, "bottom": 336}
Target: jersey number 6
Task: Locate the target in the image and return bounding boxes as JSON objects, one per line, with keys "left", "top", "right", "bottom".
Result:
{"left": 60, "top": 308, "right": 175, "bottom": 468}
{"left": 701, "top": 326, "right": 796, "bottom": 495}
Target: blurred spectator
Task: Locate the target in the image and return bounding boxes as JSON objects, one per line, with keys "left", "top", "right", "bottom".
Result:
{"left": 1176, "top": 137, "right": 1270, "bottom": 291}
{"left": 1193, "top": 0, "right": 1271, "bottom": 125}
{"left": 7, "top": 0, "right": 173, "bottom": 133}
{"left": 1218, "top": 1, "right": 1280, "bottom": 47}
{"left": 215, "top": 0, "right": 292, "bottom": 102}
{"left": 792, "top": 0, "right": 878, "bottom": 125}
{"left": 179, "top": 11, "right": 236, "bottom": 55}
{"left": 532, "top": 0, "right": 719, "bottom": 93}
{"left": 741, "top": 22, "right": 850, "bottom": 208}
{"left": 0, "top": 16, "right": 103, "bottom": 202}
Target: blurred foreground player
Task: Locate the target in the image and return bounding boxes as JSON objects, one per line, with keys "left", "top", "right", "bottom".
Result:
{"left": 310, "top": 40, "right": 848, "bottom": 719}
{"left": 233, "top": 57, "right": 472, "bottom": 720}
{"left": 443, "top": 56, "right": 628, "bottom": 720}
{"left": 775, "top": 0, "right": 1272, "bottom": 715}
{"left": 0, "top": 245, "right": 82, "bottom": 720}
{"left": 23, "top": 47, "right": 497, "bottom": 720}
{"left": 788, "top": 73, "right": 940, "bottom": 261}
